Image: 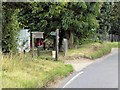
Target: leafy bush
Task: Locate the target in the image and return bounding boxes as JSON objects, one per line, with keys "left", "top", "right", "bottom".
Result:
{"left": 2, "top": 6, "right": 20, "bottom": 53}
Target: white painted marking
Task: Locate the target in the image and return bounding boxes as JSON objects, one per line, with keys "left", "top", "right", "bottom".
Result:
{"left": 63, "top": 71, "right": 84, "bottom": 88}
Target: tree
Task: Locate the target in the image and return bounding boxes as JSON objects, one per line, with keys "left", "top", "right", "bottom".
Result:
{"left": 97, "top": 2, "right": 120, "bottom": 42}
{"left": 97, "top": 2, "right": 113, "bottom": 41}
{"left": 0, "top": 1, "right": 2, "bottom": 49}
{"left": 18, "top": 2, "right": 102, "bottom": 49}
{"left": 2, "top": 3, "right": 21, "bottom": 53}
{"left": 110, "top": 2, "right": 120, "bottom": 36}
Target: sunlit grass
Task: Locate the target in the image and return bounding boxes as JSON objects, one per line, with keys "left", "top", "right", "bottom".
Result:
{"left": 2, "top": 42, "right": 119, "bottom": 88}
{"left": 2, "top": 53, "right": 73, "bottom": 88}
{"left": 0, "top": 50, "right": 2, "bottom": 89}
{"left": 67, "top": 42, "right": 119, "bottom": 59}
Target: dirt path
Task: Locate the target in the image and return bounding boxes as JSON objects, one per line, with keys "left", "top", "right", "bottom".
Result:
{"left": 64, "top": 59, "right": 94, "bottom": 71}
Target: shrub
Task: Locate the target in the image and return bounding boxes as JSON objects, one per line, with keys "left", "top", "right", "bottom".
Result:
{"left": 2, "top": 6, "right": 20, "bottom": 53}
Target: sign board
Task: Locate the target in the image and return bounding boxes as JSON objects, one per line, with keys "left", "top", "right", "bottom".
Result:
{"left": 31, "top": 32, "right": 44, "bottom": 57}
{"left": 17, "top": 29, "right": 30, "bottom": 52}
{"left": 32, "top": 32, "right": 44, "bottom": 38}
{"left": 50, "top": 31, "right": 56, "bottom": 36}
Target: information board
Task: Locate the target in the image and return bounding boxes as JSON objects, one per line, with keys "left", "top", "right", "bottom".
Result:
{"left": 32, "top": 32, "right": 44, "bottom": 38}
{"left": 50, "top": 31, "right": 56, "bottom": 36}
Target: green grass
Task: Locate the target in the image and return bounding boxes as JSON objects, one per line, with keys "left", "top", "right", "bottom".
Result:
{"left": 106, "top": 42, "right": 120, "bottom": 48}
{"left": 1, "top": 42, "right": 119, "bottom": 88}
{"left": 2, "top": 53, "right": 73, "bottom": 88}
{"left": 87, "top": 43, "right": 111, "bottom": 59}
{"left": 67, "top": 42, "right": 119, "bottom": 59}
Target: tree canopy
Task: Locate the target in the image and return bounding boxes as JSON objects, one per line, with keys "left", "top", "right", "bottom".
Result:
{"left": 2, "top": 1, "right": 120, "bottom": 52}
{"left": 18, "top": 2, "right": 103, "bottom": 48}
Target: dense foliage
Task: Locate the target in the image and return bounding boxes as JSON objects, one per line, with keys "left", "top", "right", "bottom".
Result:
{"left": 18, "top": 2, "right": 102, "bottom": 48}
{"left": 2, "top": 5, "right": 20, "bottom": 53}
{"left": 2, "top": 1, "right": 120, "bottom": 52}
{"left": 97, "top": 2, "right": 113, "bottom": 41}
{"left": 97, "top": 2, "right": 120, "bottom": 41}
{"left": 0, "top": 1, "right": 2, "bottom": 49}
{"left": 110, "top": 2, "right": 120, "bottom": 35}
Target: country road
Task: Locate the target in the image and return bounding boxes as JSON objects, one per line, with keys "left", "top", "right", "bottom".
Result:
{"left": 58, "top": 48, "right": 119, "bottom": 88}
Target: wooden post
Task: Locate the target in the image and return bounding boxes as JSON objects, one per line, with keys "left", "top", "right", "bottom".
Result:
{"left": 37, "top": 46, "right": 41, "bottom": 57}
{"left": 56, "top": 29, "right": 59, "bottom": 61}
{"left": 32, "top": 34, "right": 34, "bottom": 57}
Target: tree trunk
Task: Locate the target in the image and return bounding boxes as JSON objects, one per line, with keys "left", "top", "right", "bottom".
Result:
{"left": 59, "top": 30, "right": 65, "bottom": 51}
{"left": 65, "top": 30, "right": 74, "bottom": 49}
{"left": 69, "top": 30, "right": 74, "bottom": 48}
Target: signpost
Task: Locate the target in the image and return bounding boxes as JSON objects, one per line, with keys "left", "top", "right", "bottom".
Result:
{"left": 31, "top": 30, "right": 59, "bottom": 61}
{"left": 55, "top": 29, "right": 59, "bottom": 61}
{"left": 50, "top": 31, "right": 56, "bottom": 36}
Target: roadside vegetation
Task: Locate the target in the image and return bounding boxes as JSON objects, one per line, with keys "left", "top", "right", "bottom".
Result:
{"left": 1, "top": 41, "right": 119, "bottom": 88}
{"left": 1, "top": 1, "right": 120, "bottom": 88}
{"left": 2, "top": 54, "right": 73, "bottom": 88}
{"left": 67, "top": 42, "right": 119, "bottom": 59}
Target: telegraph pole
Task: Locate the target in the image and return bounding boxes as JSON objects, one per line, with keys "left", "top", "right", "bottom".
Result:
{"left": 56, "top": 29, "right": 59, "bottom": 61}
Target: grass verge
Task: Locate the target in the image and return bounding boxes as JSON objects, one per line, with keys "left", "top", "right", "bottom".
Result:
{"left": 2, "top": 54, "right": 73, "bottom": 88}
{"left": 67, "top": 42, "right": 119, "bottom": 59}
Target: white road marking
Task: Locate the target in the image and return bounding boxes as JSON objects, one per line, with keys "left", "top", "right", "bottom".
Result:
{"left": 63, "top": 71, "right": 84, "bottom": 88}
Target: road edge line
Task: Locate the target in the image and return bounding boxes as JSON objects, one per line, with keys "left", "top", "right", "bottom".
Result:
{"left": 63, "top": 71, "right": 84, "bottom": 88}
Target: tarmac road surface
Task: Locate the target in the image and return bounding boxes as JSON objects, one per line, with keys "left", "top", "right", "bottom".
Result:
{"left": 60, "top": 48, "right": 119, "bottom": 88}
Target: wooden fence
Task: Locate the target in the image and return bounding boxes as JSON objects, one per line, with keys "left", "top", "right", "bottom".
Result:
{"left": 108, "top": 34, "right": 120, "bottom": 42}
{"left": 93, "top": 34, "right": 120, "bottom": 42}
